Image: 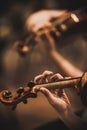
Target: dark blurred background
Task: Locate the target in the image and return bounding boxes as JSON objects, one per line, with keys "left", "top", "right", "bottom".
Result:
{"left": 0, "top": 0, "right": 87, "bottom": 130}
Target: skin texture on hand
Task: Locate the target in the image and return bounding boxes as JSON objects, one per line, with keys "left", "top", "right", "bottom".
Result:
{"left": 26, "top": 10, "right": 83, "bottom": 77}
{"left": 34, "top": 70, "right": 71, "bottom": 115}
{"left": 34, "top": 70, "right": 86, "bottom": 130}
{"left": 26, "top": 10, "right": 66, "bottom": 32}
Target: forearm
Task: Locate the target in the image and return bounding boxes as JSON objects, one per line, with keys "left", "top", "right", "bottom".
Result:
{"left": 49, "top": 50, "right": 83, "bottom": 77}
{"left": 59, "top": 108, "right": 86, "bottom": 130}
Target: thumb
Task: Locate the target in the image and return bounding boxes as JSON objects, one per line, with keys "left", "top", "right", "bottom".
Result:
{"left": 40, "top": 87, "right": 54, "bottom": 101}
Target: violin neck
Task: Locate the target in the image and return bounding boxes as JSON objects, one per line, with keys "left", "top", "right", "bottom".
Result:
{"left": 35, "top": 77, "right": 81, "bottom": 91}
{"left": 22, "top": 7, "right": 87, "bottom": 48}
{"left": 37, "top": 7, "right": 87, "bottom": 37}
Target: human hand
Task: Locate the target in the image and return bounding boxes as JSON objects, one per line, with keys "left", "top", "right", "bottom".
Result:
{"left": 34, "top": 70, "right": 71, "bottom": 117}
{"left": 26, "top": 10, "right": 66, "bottom": 32}
{"left": 26, "top": 10, "right": 66, "bottom": 52}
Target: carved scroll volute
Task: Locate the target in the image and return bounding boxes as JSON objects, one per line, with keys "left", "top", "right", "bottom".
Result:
{"left": 0, "top": 82, "right": 37, "bottom": 110}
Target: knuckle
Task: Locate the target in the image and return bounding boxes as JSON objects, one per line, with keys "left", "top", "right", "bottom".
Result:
{"left": 55, "top": 73, "right": 63, "bottom": 79}
{"left": 50, "top": 73, "right": 63, "bottom": 82}
{"left": 34, "top": 74, "right": 42, "bottom": 81}
{"left": 43, "top": 70, "right": 53, "bottom": 76}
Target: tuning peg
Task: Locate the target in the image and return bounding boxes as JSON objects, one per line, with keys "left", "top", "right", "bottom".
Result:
{"left": 17, "top": 87, "right": 24, "bottom": 95}
{"left": 23, "top": 99, "right": 28, "bottom": 104}
{"left": 27, "top": 81, "right": 35, "bottom": 88}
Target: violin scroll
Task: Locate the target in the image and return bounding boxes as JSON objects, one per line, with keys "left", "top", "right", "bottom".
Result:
{"left": 0, "top": 82, "right": 37, "bottom": 110}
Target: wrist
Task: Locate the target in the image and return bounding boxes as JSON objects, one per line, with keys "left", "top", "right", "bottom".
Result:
{"left": 59, "top": 107, "right": 85, "bottom": 130}
{"left": 59, "top": 106, "right": 73, "bottom": 120}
